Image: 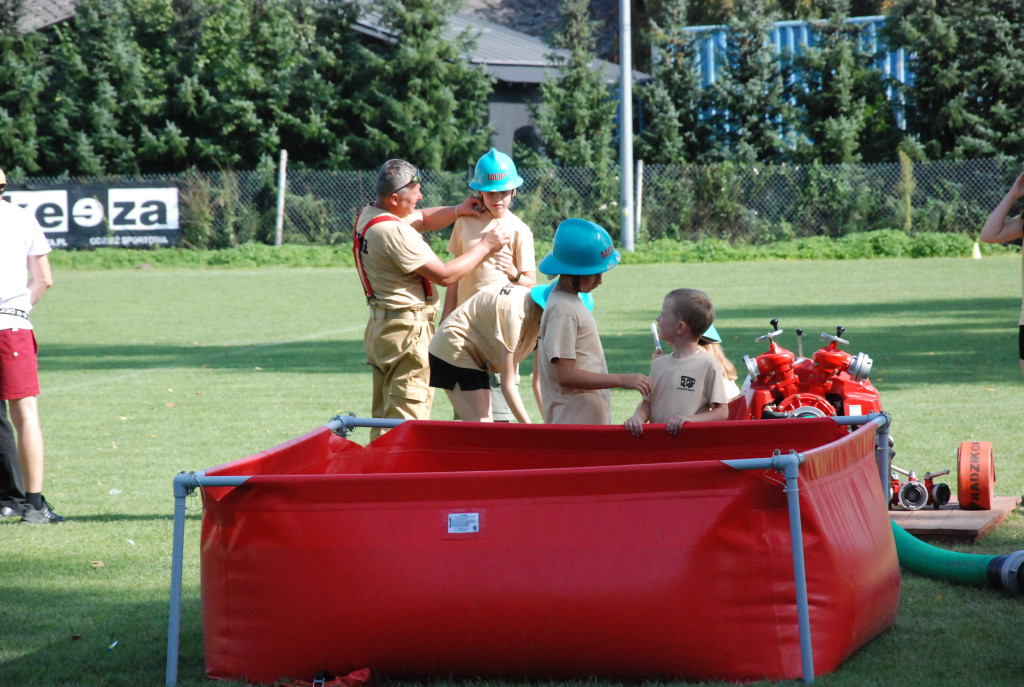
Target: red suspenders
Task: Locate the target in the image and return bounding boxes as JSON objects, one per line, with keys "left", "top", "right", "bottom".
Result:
{"left": 353, "top": 211, "right": 395, "bottom": 301}
{"left": 353, "top": 210, "right": 434, "bottom": 303}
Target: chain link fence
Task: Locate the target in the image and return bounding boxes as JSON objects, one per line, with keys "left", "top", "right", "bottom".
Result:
{"left": 25, "top": 157, "right": 1024, "bottom": 249}
{"left": 635, "top": 157, "right": 1023, "bottom": 244}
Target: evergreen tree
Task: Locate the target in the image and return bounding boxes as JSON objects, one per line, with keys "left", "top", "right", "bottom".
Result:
{"left": 531, "top": 0, "right": 618, "bottom": 170}
{"left": 344, "top": 0, "right": 493, "bottom": 171}
{"left": 39, "top": 0, "right": 167, "bottom": 174}
{"left": 883, "top": 0, "right": 1024, "bottom": 159}
{"left": 638, "top": 0, "right": 710, "bottom": 164}
{"left": 688, "top": 0, "right": 890, "bottom": 25}
{"left": 165, "top": 0, "right": 336, "bottom": 170}
{"left": 26, "top": 0, "right": 360, "bottom": 174}
{"left": 528, "top": 0, "right": 620, "bottom": 230}
{"left": 791, "top": 0, "right": 898, "bottom": 163}
{"left": 282, "top": 0, "right": 362, "bottom": 169}
{"left": 704, "top": 0, "right": 794, "bottom": 163}
{"left": 0, "top": 0, "right": 48, "bottom": 174}
{"left": 688, "top": 0, "right": 733, "bottom": 25}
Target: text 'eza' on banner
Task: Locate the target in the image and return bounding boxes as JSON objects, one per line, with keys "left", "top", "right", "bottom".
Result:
{"left": 2, "top": 183, "right": 181, "bottom": 249}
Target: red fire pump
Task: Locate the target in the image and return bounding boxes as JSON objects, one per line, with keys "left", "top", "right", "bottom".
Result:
{"left": 739, "top": 319, "right": 879, "bottom": 420}
{"left": 734, "top": 319, "right": 980, "bottom": 511}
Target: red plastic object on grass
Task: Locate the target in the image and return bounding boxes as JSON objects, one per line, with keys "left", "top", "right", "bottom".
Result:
{"left": 199, "top": 418, "right": 898, "bottom": 684}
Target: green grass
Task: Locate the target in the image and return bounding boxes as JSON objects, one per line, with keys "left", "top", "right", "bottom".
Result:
{"left": 43, "top": 229, "right": 1016, "bottom": 273}
{"left": 1, "top": 256, "right": 1023, "bottom": 687}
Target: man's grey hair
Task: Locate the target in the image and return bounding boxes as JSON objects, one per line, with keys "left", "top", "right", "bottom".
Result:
{"left": 376, "top": 159, "right": 419, "bottom": 198}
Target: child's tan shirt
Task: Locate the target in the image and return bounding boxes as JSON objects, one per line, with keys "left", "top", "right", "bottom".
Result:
{"left": 647, "top": 349, "right": 729, "bottom": 422}
{"left": 448, "top": 212, "right": 536, "bottom": 306}
{"left": 536, "top": 290, "right": 610, "bottom": 424}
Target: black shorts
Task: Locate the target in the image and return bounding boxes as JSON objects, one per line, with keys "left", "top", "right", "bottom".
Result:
{"left": 1019, "top": 325, "right": 1024, "bottom": 360}
{"left": 428, "top": 353, "right": 489, "bottom": 391}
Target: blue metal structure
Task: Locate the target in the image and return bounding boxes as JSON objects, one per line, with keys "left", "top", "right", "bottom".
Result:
{"left": 683, "top": 16, "right": 907, "bottom": 89}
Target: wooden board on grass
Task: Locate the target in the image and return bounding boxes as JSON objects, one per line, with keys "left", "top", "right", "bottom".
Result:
{"left": 889, "top": 496, "right": 1021, "bottom": 545}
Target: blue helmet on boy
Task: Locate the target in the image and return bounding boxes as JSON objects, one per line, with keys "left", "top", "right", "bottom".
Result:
{"left": 538, "top": 218, "right": 621, "bottom": 276}
{"left": 469, "top": 148, "right": 523, "bottom": 192}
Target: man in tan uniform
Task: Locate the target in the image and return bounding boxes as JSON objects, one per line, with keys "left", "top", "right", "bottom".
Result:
{"left": 354, "top": 159, "right": 508, "bottom": 437}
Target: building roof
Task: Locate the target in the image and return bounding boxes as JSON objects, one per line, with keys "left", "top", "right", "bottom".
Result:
{"left": 17, "top": 0, "right": 645, "bottom": 84}
{"left": 354, "top": 10, "right": 644, "bottom": 86}
{"left": 459, "top": 0, "right": 621, "bottom": 59}
{"left": 16, "top": 0, "right": 77, "bottom": 33}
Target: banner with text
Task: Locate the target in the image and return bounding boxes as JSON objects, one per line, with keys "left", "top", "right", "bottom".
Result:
{"left": 3, "top": 182, "right": 181, "bottom": 249}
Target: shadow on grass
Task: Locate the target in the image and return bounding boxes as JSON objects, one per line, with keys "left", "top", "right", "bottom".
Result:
{"left": 40, "top": 296, "right": 1022, "bottom": 386}
{"left": 602, "top": 297, "right": 1021, "bottom": 389}
{"left": 40, "top": 339, "right": 369, "bottom": 375}
{"left": 0, "top": 589, "right": 208, "bottom": 687}
{"left": 22, "top": 513, "right": 202, "bottom": 524}
{"left": 0, "top": 512, "right": 205, "bottom": 524}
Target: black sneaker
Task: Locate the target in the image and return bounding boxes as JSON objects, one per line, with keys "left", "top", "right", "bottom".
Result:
{"left": 1, "top": 504, "right": 22, "bottom": 520}
{"left": 21, "top": 498, "right": 65, "bottom": 524}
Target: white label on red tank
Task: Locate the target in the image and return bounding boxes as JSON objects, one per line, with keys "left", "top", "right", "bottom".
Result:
{"left": 447, "top": 512, "right": 480, "bottom": 534}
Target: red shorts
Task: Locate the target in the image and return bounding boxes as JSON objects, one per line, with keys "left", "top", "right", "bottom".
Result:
{"left": 0, "top": 328, "right": 40, "bottom": 400}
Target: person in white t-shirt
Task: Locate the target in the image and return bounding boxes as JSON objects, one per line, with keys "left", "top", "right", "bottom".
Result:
{"left": 0, "top": 168, "right": 62, "bottom": 524}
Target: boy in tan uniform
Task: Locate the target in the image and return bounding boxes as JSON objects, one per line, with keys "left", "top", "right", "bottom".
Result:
{"left": 441, "top": 149, "right": 537, "bottom": 421}
{"left": 534, "top": 218, "right": 652, "bottom": 424}
{"left": 625, "top": 289, "right": 729, "bottom": 436}
{"left": 354, "top": 160, "right": 508, "bottom": 438}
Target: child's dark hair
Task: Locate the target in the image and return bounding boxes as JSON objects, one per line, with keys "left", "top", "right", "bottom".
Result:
{"left": 664, "top": 288, "right": 715, "bottom": 338}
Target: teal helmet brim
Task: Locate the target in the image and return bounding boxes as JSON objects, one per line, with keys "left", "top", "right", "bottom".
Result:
{"left": 530, "top": 279, "right": 594, "bottom": 311}
{"left": 699, "top": 323, "right": 721, "bottom": 345}
{"left": 538, "top": 249, "right": 620, "bottom": 276}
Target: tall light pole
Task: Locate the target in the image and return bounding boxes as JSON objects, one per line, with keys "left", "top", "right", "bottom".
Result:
{"left": 619, "top": 0, "right": 634, "bottom": 252}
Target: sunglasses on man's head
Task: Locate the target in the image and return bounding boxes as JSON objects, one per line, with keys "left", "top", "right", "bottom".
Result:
{"left": 391, "top": 172, "right": 420, "bottom": 195}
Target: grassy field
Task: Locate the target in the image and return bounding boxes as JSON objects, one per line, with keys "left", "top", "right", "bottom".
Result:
{"left": 1, "top": 256, "right": 1023, "bottom": 687}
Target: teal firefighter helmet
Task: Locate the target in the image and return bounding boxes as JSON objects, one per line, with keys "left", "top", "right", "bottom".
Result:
{"left": 469, "top": 148, "right": 523, "bottom": 192}
{"left": 538, "top": 218, "right": 621, "bottom": 276}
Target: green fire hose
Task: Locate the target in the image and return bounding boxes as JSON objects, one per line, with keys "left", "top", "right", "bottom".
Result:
{"left": 890, "top": 519, "right": 1024, "bottom": 595}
